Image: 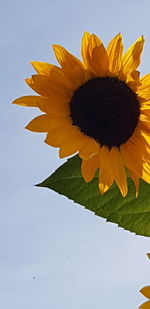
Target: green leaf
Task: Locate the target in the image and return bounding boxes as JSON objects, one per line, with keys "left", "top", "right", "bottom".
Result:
{"left": 37, "top": 155, "right": 150, "bottom": 237}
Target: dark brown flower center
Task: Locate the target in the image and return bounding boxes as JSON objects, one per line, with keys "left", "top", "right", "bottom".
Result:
{"left": 70, "top": 77, "right": 140, "bottom": 149}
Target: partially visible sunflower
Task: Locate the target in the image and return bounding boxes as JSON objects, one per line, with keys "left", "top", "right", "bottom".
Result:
{"left": 139, "top": 286, "right": 150, "bottom": 309}
{"left": 139, "top": 253, "right": 150, "bottom": 308}
{"left": 13, "top": 32, "right": 150, "bottom": 197}
{"left": 139, "top": 301, "right": 150, "bottom": 309}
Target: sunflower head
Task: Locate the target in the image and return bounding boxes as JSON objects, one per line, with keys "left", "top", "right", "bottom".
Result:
{"left": 13, "top": 32, "right": 150, "bottom": 197}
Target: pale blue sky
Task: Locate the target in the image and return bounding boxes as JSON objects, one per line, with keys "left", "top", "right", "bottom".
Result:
{"left": 1, "top": 0, "right": 150, "bottom": 308}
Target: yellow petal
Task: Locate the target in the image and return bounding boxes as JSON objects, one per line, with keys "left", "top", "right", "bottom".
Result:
{"left": 142, "top": 162, "right": 150, "bottom": 184}
{"left": 138, "top": 74, "right": 150, "bottom": 100}
{"left": 110, "top": 147, "right": 128, "bottom": 197}
{"left": 147, "top": 253, "right": 150, "bottom": 259}
{"left": 25, "top": 114, "right": 52, "bottom": 132}
{"left": 140, "top": 110, "right": 150, "bottom": 124}
{"left": 140, "top": 103, "right": 150, "bottom": 110}
{"left": 140, "top": 120, "right": 150, "bottom": 132}
{"left": 87, "top": 34, "right": 109, "bottom": 76}
{"left": 53, "top": 45, "right": 86, "bottom": 87}
{"left": 26, "top": 74, "right": 70, "bottom": 98}
{"left": 25, "top": 77, "right": 40, "bottom": 95}
{"left": 26, "top": 115, "right": 70, "bottom": 133}
{"left": 91, "top": 45, "right": 109, "bottom": 76}
{"left": 59, "top": 127, "right": 85, "bottom": 158}
{"left": 44, "top": 130, "right": 63, "bottom": 147}
{"left": 126, "top": 70, "right": 141, "bottom": 91}
{"left": 139, "top": 300, "right": 150, "bottom": 309}
{"left": 81, "top": 31, "right": 91, "bottom": 66}
{"left": 88, "top": 34, "right": 102, "bottom": 55}
{"left": 59, "top": 144, "right": 78, "bottom": 158}
{"left": 13, "top": 94, "right": 70, "bottom": 117}
{"left": 38, "top": 96, "right": 70, "bottom": 117}
{"left": 128, "top": 169, "right": 139, "bottom": 197}
{"left": 128, "top": 126, "right": 150, "bottom": 159}
{"left": 85, "top": 33, "right": 106, "bottom": 72}
{"left": 140, "top": 286, "right": 150, "bottom": 299}
{"left": 122, "top": 35, "right": 144, "bottom": 74}
{"left": 120, "top": 130, "right": 150, "bottom": 184}
{"left": 31, "top": 61, "right": 56, "bottom": 75}
{"left": 99, "top": 146, "right": 114, "bottom": 194}
{"left": 31, "top": 74, "right": 64, "bottom": 97}
{"left": 25, "top": 75, "right": 53, "bottom": 97}
{"left": 139, "top": 92, "right": 150, "bottom": 101}
{"left": 139, "top": 73, "right": 150, "bottom": 90}
{"left": 12, "top": 95, "right": 40, "bottom": 107}
{"left": 79, "top": 137, "right": 99, "bottom": 159}
{"left": 32, "top": 62, "right": 73, "bottom": 92}
{"left": 130, "top": 69, "right": 141, "bottom": 81}
{"left": 107, "top": 33, "right": 123, "bottom": 74}
{"left": 81, "top": 155, "right": 99, "bottom": 182}
{"left": 59, "top": 139, "right": 82, "bottom": 158}
{"left": 44, "top": 120, "right": 72, "bottom": 147}
{"left": 120, "top": 141, "right": 141, "bottom": 175}
{"left": 45, "top": 123, "right": 84, "bottom": 149}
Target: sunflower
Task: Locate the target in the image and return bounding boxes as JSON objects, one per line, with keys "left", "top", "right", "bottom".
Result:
{"left": 139, "top": 299, "right": 150, "bottom": 308}
{"left": 13, "top": 32, "right": 150, "bottom": 197}
{"left": 139, "top": 255, "right": 150, "bottom": 309}
{"left": 139, "top": 286, "right": 150, "bottom": 309}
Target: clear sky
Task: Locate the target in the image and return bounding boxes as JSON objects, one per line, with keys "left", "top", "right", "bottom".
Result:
{"left": 1, "top": 0, "right": 150, "bottom": 308}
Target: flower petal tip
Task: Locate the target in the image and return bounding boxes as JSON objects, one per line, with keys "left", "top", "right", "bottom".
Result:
{"left": 140, "top": 286, "right": 150, "bottom": 298}
{"left": 52, "top": 44, "right": 59, "bottom": 52}
{"left": 12, "top": 99, "right": 17, "bottom": 105}
{"left": 141, "top": 35, "right": 145, "bottom": 42}
{"left": 147, "top": 253, "right": 150, "bottom": 260}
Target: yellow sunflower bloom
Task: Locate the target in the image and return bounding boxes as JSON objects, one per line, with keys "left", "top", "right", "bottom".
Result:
{"left": 13, "top": 32, "right": 150, "bottom": 197}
